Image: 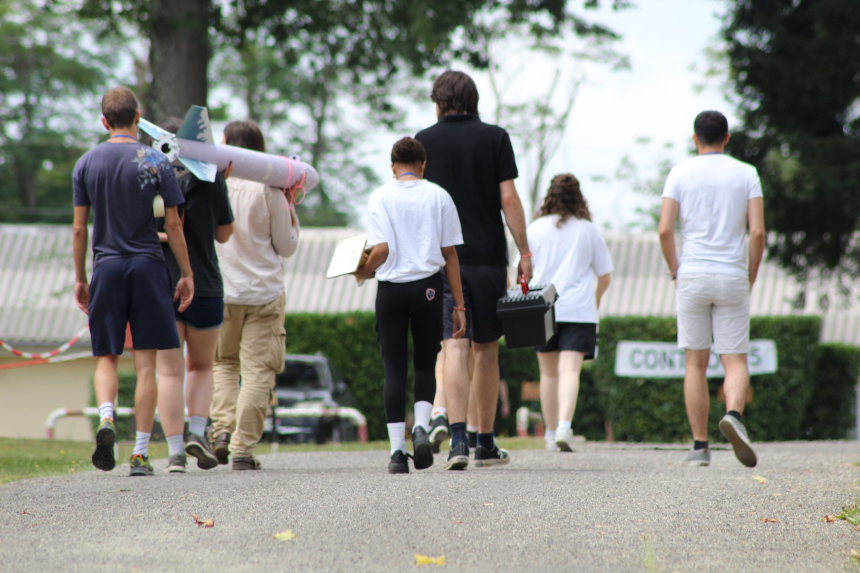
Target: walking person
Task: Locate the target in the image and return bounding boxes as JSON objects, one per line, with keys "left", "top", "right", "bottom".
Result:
{"left": 528, "top": 174, "right": 612, "bottom": 452}
{"left": 659, "top": 110, "right": 764, "bottom": 468}
{"left": 154, "top": 118, "right": 234, "bottom": 473}
{"left": 73, "top": 87, "right": 193, "bottom": 476}
{"left": 416, "top": 70, "right": 532, "bottom": 470}
{"left": 356, "top": 137, "right": 466, "bottom": 474}
{"left": 209, "top": 120, "right": 300, "bottom": 471}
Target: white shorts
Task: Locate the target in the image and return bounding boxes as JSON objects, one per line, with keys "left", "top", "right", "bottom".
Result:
{"left": 675, "top": 273, "right": 750, "bottom": 354}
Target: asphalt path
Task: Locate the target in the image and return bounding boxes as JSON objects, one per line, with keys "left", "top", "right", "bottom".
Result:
{"left": 2, "top": 441, "right": 859, "bottom": 572}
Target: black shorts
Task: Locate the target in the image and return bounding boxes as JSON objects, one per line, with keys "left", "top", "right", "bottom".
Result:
{"left": 174, "top": 296, "right": 224, "bottom": 330}
{"left": 535, "top": 322, "right": 597, "bottom": 358}
{"left": 442, "top": 264, "right": 507, "bottom": 343}
{"left": 88, "top": 256, "right": 180, "bottom": 356}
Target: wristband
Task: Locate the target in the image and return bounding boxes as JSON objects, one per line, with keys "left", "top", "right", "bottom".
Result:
{"left": 520, "top": 252, "right": 532, "bottom": 258}
{"left": 453, "top": 306, "right": 466, "bottom": 312}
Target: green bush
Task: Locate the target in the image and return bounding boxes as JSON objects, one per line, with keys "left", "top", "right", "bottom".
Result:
{"left": 593, "top": 315, "right": 822, "bottom": 442}
{"left": 802, "top": 343, "right": 860, "bottom": 439}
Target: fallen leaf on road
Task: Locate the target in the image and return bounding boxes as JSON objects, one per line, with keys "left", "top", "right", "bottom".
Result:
{"left": 192, "top": 514, "right": 215, "bottom": 528}
{"left": 415, "top": 554, "right": 445, "bottom": 566}
{"left": 760, "top": 518, "right": 779, "bottom": 523}
{"left": 272, "top": 530, "right": 296, "bottom": 541}
{"left": 823, "top": 515, "right": 838, "bottom": 522}
{"left": 20, "top": 510, "right": 30, "bottom": 515}
{"left": 484, "top": 503, "right": 494, "bottom": 506}
{"left": 850, "top": 549, "right": 860, "bottom": 561}
{"left": 751, "top": 475, "right": 767, "bottom": 484}
{"left": 453, "top": 520, "right": 463, "bottom": 525}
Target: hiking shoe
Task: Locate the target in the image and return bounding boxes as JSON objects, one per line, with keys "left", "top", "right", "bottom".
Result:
{"left": 129, "top": 453, "right": 154, "bottom": 476}
{"left": 682, "top": 447, "right": 710, "bottom": 467}
{"left": 232, "top": 456, "right": 262, "bottom": 471}
{"left": 186, "top": 433, "right": 219, "bottom": 470}
{"left": 555, "top": 428, "right": 576, "bottom": 452}
{"left": 411, "top": 426, "right": 434, "bottom": 470}
{"left": 388, "top": 450, "right": 409, "bottom": 474}
{"left": 429, "top": 415, "right": 448, "bottom": 454}
{"left": 719, "top": 415, "right": 757, "bottom": 467}
{"left": 443, "top": 442, "right": 469, "bottom": 471}
{"left": 167, "top": 453, "right": 187, "bottom": 473}
{"left": 213, "top": 432, "right": 230, "bottom": 465}
{"left": 474, "top": 444, "right": 511, "bottom": 468}
{"left": 91, "top": 417, "right": 116, "bottom": 471}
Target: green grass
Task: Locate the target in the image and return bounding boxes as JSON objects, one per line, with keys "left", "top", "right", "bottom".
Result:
{"left": 0, "top": 436, "right": 547, "bottom": 485}
{"left": 837, "top": 502, "right": 860, "bottom": 526}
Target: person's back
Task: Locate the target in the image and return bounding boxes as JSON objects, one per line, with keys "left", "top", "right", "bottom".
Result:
{"left": 216, "top": 177, "right": 297, "bottom": 305}
{"left": 416, "top": 116, "right": 516, "bottom": 266}
{"left": 665, "top": 153, "right": 761, "bottom": 277}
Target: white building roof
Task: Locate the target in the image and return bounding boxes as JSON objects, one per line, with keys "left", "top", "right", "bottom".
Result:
{"left": 1, "top": 224, "right": 858, "bottom": 347}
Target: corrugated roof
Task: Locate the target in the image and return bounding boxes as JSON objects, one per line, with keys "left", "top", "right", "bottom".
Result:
{"left": 1, "top": 224, "right": 858, "bottom": 346}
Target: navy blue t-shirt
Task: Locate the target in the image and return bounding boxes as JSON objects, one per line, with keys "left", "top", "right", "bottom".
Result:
{"left": 73, "top": 142, "right": 184, "bottom": 265}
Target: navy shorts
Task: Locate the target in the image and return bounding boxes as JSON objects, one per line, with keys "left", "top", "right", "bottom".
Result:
{"left": 442, "top": 264, "right": 507, "bottom": 343}
{"left": 174, "top": 296, "right": 224, "bottom": 330}
{"left": 88, "top": 256, "right": 180, "bottom": 356}
{"left": 535, "top": 322, "right": 597, "bottom": 359}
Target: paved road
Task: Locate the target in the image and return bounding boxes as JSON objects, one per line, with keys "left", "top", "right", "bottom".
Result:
{"left": 2, "top": 441, "right": 859, "bottom": 572}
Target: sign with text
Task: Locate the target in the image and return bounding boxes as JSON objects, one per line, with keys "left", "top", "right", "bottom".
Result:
{"left": 614, "top": 340, "right": 778, "bottom": 378}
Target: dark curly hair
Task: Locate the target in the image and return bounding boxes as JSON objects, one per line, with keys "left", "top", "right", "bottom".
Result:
{"left": 390, "top": 137, "right": 426, "bottom": 165}
{"left": 537, "top": 173, "right": 591, "bottom": 226}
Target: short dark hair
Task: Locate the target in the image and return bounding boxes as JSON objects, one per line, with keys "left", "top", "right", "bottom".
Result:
{"left": 390, "top": 137, "right": 426, "bottom": 165}
{"left": 694, "top": 111, "right": 728, "bottom": 146}
{"left": 101, "top": 87, "right": 140, "bottom": 129}
{"left": 431, "top": 70, "right": 479, "bottom": 115}
{"left": 224, "top": 120, "right": 266, "bottom": 152}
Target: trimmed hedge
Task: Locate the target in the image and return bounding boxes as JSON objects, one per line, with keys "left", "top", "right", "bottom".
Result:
{"left": 802, "top": 343, "right": 860, "bottom": 439}
{"left": 594, "top": 315, "right": 823, "bottom": 442}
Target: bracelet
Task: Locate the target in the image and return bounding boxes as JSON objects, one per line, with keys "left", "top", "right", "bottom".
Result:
{"left": 520, "top": 252, "right": 533, "bottom": 258}
{"left": 667, "top": 269, "right": 677, "bottom": 280}
{"left": 453, "top": 306, "right": 466, "bottom": 312}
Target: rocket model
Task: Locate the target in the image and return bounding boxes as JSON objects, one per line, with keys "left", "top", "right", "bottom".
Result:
{"left": 137, "top": 105, "right": 320, "bottom": 192}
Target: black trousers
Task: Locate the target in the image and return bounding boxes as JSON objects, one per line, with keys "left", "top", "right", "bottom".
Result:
{"left": 376, "top": 273, "right": 443, "bottom": 424}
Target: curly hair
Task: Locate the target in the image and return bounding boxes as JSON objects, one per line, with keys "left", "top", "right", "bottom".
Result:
{"left": 390, "top": 137, "right": 426, "bottom": 165}
{"left": 536, "top": 173, "right": 591, "bottom": 226}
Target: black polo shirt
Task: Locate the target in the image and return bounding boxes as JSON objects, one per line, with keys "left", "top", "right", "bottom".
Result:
{"left": 416, "top": 114, "right": 518, "bottom": 266}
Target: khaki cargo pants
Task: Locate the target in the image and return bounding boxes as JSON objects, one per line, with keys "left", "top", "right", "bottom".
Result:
{"left": 211, "top": 294, "right": 286, "bottom": 458}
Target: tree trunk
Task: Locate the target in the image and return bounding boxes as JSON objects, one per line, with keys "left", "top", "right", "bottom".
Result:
{"left": 146, "top": 0, "right": 211, "bottom": 121}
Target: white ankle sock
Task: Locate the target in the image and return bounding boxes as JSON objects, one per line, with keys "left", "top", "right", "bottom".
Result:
{"left": 98, "top": 402, "right": 114, "bottom": 422}
{"left": 431, "top": 407, "right": 447, "bottom": 419}
{"left": 466, "top": 424, "right": 479, "bottom": 433}
{"left": 557, "top": 420, "right": 572, "bottom": 432}
{"left": 387, "top": 422, "right": 406, "bottom": 454}
{"left": 133, "top": 432, "right": 151, "bottom": 457}
{"left": 166, "top": 434, "right": 184, "bottom": 457}
{"left": 413, "top": 401, "right": 432, "bottom": 432}
{"left": 188, "top": 416, "right": 207, "bottom": 437}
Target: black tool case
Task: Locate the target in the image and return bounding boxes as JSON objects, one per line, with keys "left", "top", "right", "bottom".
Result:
{"left": 496, "top": 283, "right": 558, "bottom": 349}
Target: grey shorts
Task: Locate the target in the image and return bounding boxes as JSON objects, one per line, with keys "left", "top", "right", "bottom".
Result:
{"left": 675, "top": 273, "right": 750, "bottom": 355}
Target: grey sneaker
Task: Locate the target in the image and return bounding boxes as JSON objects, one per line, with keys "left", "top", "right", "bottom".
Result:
{"left": 186, "top": 433, "right": 219, "bottom": 470}
{"left": 682, "top": 447, "right": 710, "bottom": 467}
{"left": 719, "top": 415, "right": 758, "bottom": 467}
{"left": 167, "top": 453, "right": 187, "bottom": 473}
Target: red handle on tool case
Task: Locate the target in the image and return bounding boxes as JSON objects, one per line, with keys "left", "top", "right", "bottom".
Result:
{"left": 519, "top": 275, "right": 529, "bottom": 295}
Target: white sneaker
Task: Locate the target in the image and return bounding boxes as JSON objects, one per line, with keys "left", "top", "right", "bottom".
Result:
{"left": 555, "top": 428, "right": 576, "bottom": 452}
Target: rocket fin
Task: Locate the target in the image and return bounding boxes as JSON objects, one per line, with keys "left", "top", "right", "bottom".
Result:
{"left": 178, "top": 106, "right": 215, "bottom": 144}
{"left": 178, "top": 158, "right": 218, "bottom": 183}
{"left": 138, "top": 118, "right": 169, "bottom": 140}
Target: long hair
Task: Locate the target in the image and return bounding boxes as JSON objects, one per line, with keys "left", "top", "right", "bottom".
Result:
{"left": 537, "top": 173, "right": 591, "bottom": 226}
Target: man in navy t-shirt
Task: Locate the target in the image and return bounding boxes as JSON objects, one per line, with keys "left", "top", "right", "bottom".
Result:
{"left": 72, "top": 86, "right": 194, "bottom": 477}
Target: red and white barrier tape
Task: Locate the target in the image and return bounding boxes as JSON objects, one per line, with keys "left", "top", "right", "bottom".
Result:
{"left": 0, "top": 351, "right": 93, "bottom": 371}
{"left": 0, "top": 326, "right": 88, "bottom": 360}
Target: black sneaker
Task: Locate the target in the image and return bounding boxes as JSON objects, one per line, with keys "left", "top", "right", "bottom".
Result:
{"left": 411, "top": 426, "right": 433, "bottom": 470}
{"left": 474, "top": 445, "right": 510, "bottom": 468}
{"left": 186, "top": 433, "right": 219, "bottom": 470}
{"left": 443, "top": 442, "right": 469, "bottom": 471}
{"left": 388, "top": 450, "right": 409, "bottom": 474}
{"left": 429, "top": 415, "right": 448, "bottom": 454}
{"left": 468, "top": 431, "right": 478, "bottom": 450}
{"left": 91, "top": 417, "right": 116, "bottom": 472}
{"left": 213, "top": 432, "right": 230, "bottom": 465}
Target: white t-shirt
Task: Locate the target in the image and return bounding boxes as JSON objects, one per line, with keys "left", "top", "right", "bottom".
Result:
{"left": 662, "top": 154, "right": 763, "bottom": 278}
{"left": 366, "top": 179, "right": 463, "bottom": 283}
{"left": 526, "top": 215, "right": 614, "bottom": 324}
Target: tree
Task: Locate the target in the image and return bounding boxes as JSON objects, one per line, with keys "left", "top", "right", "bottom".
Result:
{"left": 0, "top": 0, "right": 109, "bottom": 221}
{"left": 723, "top": 0, "right": 860, "bottom": 285}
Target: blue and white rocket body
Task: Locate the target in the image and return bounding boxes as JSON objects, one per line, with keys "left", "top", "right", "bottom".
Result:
{"left": 138, "top": 106, "right": 320, "bottom": 191}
